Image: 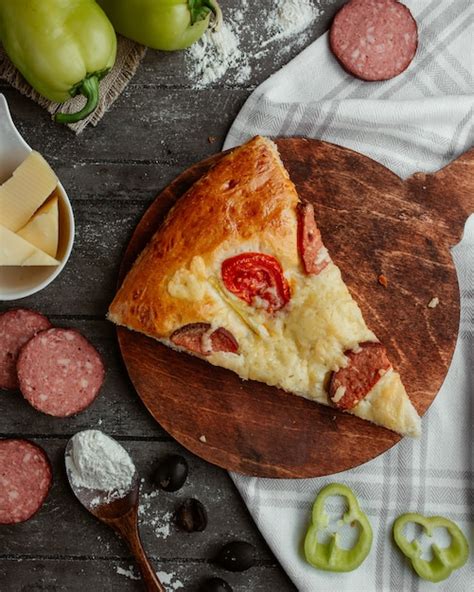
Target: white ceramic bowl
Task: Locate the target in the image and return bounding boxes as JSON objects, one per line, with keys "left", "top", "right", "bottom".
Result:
{"left": 0, "top": 94, "right": 75, "bottom": 301}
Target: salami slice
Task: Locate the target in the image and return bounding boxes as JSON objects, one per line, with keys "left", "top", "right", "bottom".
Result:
{"left": 297, "top": 202, "right": 330, "bottom": 275}
{"left": 329, "top": 0, "right": 418, "bottom": 81}
{"left": 329, "top": 342, "right": 391, "bottom": 410}
{"left": 210, "top": 327, "right": 239, "bottom": 354}
{"left": 0, "top": 439, "right": 52, "bottom": 524}
{"left": 0, "top": 309, "right": 51, "bottom": 391}
{"left": 17, "top": 328, "right": 105, "bottom": 417}
{"left": 170, "top": 323, "right": 239, "bottom": 356}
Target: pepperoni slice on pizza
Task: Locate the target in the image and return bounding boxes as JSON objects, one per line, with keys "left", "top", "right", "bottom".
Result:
{"left": 108, "top": 136, "right": 421, "bottom": 437}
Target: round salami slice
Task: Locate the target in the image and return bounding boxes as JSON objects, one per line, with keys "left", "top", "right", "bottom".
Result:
{"left": 329, "top": 0, "right": 418, "bottom": 81}
{"left": 0, "top": 309, "right": 52, "bottom": 391}
{"left": 0, "top": 439, "right": 52, "bottom": 524}
{"left": 329, "top": 342, "right": 391, "bottom": 410}
{"left": 17, "top": 328, "right": 105, "bottom": 417}
{"left": 210, "top": 327, "right": 239, "bottom": 354}
{"left": 170, "top": 323, "right": 239, "bottom": 356}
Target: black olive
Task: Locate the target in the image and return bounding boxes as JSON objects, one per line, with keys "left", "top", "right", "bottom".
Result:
{"left": 199, "top": 577, "right": 233, "bottom": 592}
{"left": 214, "top": 541, "right": 256, "bottom": 572}
{"left": 175, "top": 498, "right": 207, "bottom": 532}
{"left": 153, "top": 454, "right": 188, "bottom": 492}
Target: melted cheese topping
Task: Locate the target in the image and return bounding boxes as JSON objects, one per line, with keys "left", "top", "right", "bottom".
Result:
{"left": 153, "top": 236, "right": 420, "bottom": 436}
{"left": 166, "top": 249, "right": 375, "bottom": 407}
{"left": 162, "top": 242, "right": 420, "bottom": 437}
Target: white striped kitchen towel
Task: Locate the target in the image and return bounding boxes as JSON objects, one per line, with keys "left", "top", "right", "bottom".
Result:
{"left": 224, "top": 1, "right": 473, "bottom": 590}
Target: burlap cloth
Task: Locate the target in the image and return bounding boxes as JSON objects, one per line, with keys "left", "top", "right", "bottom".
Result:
{"left": 0, "top": 37, "right": 146, "bottom": 134}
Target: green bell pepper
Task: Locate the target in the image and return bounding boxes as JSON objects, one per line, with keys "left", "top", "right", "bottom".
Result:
{"left": 393, "top": 513, "right": 469, "bottom": 582}
{"left": 0, "top": 0, "right": 117, "bottom": 124}
{"left": 97, "top": 0, "right": 222, "bottom": 51}
{"left": 304, "top": 483, "right": 373, "bottom": 572}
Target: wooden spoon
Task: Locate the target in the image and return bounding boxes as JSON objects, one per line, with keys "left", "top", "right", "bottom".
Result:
{"left": 65, "top": 438, "right": 165, "bottom": 592}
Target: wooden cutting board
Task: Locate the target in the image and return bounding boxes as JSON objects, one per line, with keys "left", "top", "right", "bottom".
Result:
{"left": 117, "top": 138, "right": 473, "bottom": 478}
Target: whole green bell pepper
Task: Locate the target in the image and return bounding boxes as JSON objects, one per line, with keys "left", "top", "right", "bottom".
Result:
{"left": 0, "top": 0, "right": 117, "bottom": 124}
{"left": 304, "top": 483, "right": 373, "bottom": 572}
{"left": 97, "top": 0, "right": 222, "bottom": 51}
{"left": 393, "top": 513, "right": 469, "bottom": 582}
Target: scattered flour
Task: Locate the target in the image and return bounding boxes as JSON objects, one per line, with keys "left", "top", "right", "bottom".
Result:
{"left": 138, "top": 490, "right": 173, "bottom": 540}
{"left": 116, "top": 565, "right": 184, "bottom": 589}
{"left": 187, "top": 21, "right": 251, "bottom": 88}
{"left": 65, "top": 430, "right": 135, "bottom": 503}
{"left": 116, "top": 565, "right": 140, "bottom": 581}
{"left": 154, "top": 515, "right": 172, "bottom": 539}
{"left": 186, "top": 0, "right": 321, "bottom": 87}
{"left": 233, "top": 1, "right": 247, "bottom": 23}
{"left": 261, "top": 0, "right": 321, "bottom": 48}
{"left": 156, "top": 571, "right": 184, "bottom": 590}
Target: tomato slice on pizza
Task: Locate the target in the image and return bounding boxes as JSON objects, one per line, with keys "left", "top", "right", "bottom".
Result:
{"left": 109, "top": 136, "right": 421, "bottom": 437}
{"left": 221, "top": 253, "right": 291, "bottom": 312}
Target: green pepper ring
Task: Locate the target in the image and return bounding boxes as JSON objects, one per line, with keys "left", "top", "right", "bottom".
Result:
{"left": 304, "top": 483, "right": 373, "bottom": 572}
{"left": 393, "top": 513, "right": 469, "bottom": 583}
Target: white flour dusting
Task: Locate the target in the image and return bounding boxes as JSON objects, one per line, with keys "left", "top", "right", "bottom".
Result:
{"left": 156, "top": 571, "right": 184, "bottom": 590}
{"left": 186, "top": 0, "right": 321, "bottom": 87}
{"left": 153, "top": 514, "right": 172, "bottom": 539}
{"left": 262, "top": 0, "right": 321, "bottom": 47}
{"left": 66, "top": 430, "right": 135, "bottom": 500}
{"left": 138, "top": 490, "right": 172, "bottom": 540}
{"left": 116, "top": 565, "right": 184, "bottom": 588}
{"left": 187, "top": 21, "right": 250, "bottom": 88}
{"left": 116, "top": 565, "right": 140, "bottom": 581}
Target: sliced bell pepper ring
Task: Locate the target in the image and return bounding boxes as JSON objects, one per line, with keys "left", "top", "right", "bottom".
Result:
{"left": 304, "top": 483, "right": 373, "bottom": 572}
{"left": 393, "top": 513, "right": 469, "bottom": 583}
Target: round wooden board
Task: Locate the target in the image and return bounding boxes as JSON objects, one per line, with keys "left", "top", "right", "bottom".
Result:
{"left": 117, "top": 138, "right": 473, "bottom": 478}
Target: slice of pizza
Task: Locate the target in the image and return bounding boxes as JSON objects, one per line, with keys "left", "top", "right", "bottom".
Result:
{"left": 108, "top": 136, "right": 421, "bottom": 437}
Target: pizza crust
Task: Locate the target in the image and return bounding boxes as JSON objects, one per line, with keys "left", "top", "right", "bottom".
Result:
{"left": 109, "top": 137, "right": 299, "bottom": 336}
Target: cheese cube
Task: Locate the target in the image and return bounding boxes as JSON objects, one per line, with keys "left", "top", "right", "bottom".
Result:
{"left": 0, "top": 151, "right": 58, "bottom": 232}
{"left": 0, "top": 225, "right": 59, "bottom": 266}
{"left": 17, "top": 193, "right": 59, "bottom": 258}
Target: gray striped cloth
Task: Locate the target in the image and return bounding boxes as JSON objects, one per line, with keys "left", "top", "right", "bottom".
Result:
{"left": 223, "top": 1, "right": 473, "bottom": 590}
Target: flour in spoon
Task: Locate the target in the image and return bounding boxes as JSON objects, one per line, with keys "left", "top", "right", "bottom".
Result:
{"left": 66, "top": 430, "right": 135, "bottom": 497}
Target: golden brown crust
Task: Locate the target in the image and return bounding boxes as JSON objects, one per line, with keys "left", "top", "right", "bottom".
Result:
{"left": 108, "top": 136, "right": 300, "bottom": 336}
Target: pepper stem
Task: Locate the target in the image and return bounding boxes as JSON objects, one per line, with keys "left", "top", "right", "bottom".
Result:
{"left": 55, "top": 76, "right": 100, "bottom": 125}
{"left": 207, "top": 0, "right": 223, "bottom": 31}
{"left": 189, "top": 0, "right": 222, "bottom": 31}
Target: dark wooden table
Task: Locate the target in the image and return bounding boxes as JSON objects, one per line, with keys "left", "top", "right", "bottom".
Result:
{"left": 0, "top": 2, "right": 345, "bottom": 590}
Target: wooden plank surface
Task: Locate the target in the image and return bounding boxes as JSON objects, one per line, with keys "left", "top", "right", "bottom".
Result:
{"left": 0, "top": 2, "right": 346, "bottom": 590}
{"left": 0, "top": 560, "right": 293, "bottom": 592}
